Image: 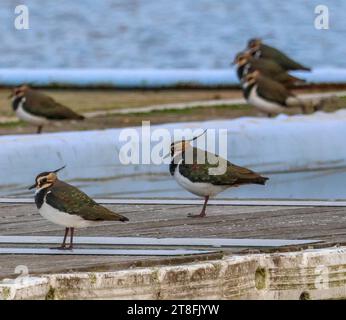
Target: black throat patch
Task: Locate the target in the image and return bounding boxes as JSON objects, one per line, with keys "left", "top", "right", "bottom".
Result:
{"left": 12, "top": 96, "right": 24, "bottom": 111}
{"left": 34, "top": 188, "right": 48, "bottom": 209}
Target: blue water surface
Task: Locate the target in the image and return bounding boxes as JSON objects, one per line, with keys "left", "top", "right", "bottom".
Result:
{"left": 0, "top": 0, "right": 345, "bottom": 69}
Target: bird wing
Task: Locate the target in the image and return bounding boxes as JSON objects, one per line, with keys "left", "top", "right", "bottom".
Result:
{"left": 261, "top": 44, "right": 311, "bottom": 71}
{"left": 250, "top": 57, "right": 286, "bottom": 77}
{"left": 248, "top": 58, "right": 305, "bottom": 86}
{"left": 24, "top": 90, "right": 84, "bottom": 120}
{"left": 178, "top": 148, "right": 268, "bottom": 186}
{"left": 256, "top": 76, "right": 293, "bottom": 105}
{"left": 46, "top": 181, "right": 128, "bottom": 221}
{"left": 274, "top": 73, "right": 306, "bottom": 85}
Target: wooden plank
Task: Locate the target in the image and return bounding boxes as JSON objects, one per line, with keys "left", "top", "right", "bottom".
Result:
{"left": 0, "top": 236, "right": 321, "bottom": 247}
{"left": 0, "top": 248, "right": 217, "bottom": 256}
{"left": 2, "top": 198, "right": 346, "bottom": 207}
{"left": 0, "top": 203, "right": 345, "bottom": 279}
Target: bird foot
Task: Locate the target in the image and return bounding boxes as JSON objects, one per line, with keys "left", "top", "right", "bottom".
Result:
{"left": 187, "top": 212, "right": 206, "bottom": 218}
{"left": 50, "top": 245, "right": 73, "bottom": 250}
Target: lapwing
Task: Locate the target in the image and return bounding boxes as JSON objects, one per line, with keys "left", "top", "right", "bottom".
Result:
{"left": 247, "top": 38, "right": 311, "bottom": 71}
{"left": 242, "top": 70, "right": 308, "bottom": 116}
{"left": 29, "top": 166, "right": 129, "bottom": 249}
{"left": 9, "top": 85, "right": 84, "bottom": 134}
{"left": 166, "top": 131, "right": 268, "bottom": 218}
{"left": 233, "top": 51, "right": 305, "bottom": 87}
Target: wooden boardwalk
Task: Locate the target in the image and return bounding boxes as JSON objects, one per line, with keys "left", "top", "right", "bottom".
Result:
{"left": 1, "top": 202, "right": 346, "bottom": 279}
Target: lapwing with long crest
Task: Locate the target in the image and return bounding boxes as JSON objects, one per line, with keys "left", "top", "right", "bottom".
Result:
{"left": 247, "top": 38, "right": 311, "bottom": 71}
{"left": 242, "top": 70, "right": 309, "bottom": 116}
{"left": 29, "top": 166, "right": 129, "bottom": 249}
{"left": 233, "top": 51, "right": 305, "bottom": 87}
{"left": 166, "top": 130, "right": 269, "bottom": 218}
{"left": 9, "top": 85, "right": 84, "bottom": 134}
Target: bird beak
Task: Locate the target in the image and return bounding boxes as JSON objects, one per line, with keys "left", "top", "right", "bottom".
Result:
{"left": 231, "top": 59, "right": 237, "bottom": 66}
{"left": 8, "top": 92, "right": 14, "bottom": 99}
{"left": 28, "top": 183, "right": 36, "bottom": 190}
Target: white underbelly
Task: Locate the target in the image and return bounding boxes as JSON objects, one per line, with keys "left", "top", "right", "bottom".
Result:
{"left": 39, "top": 201, "right": 94, "bottom": 228}
{"left": 174, "top": 166, "right": 228, "bottom": 197}
{"left": 16, "top": 102, "right": 48, "bottom": 126}
{"left": 248, "top": 85, "right": 286, "bottom": 114}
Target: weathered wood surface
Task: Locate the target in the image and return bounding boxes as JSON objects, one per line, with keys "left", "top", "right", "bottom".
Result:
{"left": 1, "top": 203, "right": 346, "bottom": 279}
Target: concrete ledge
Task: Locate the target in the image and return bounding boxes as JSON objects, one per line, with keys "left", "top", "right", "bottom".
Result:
{"left": 2, "top": 110, "right": 346, "bottom": 188}
{"left": 1, "top": 247, "right": 346, "bottom": 300}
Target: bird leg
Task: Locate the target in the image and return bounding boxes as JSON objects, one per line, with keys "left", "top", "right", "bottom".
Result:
{"left": 50, "top": 227, "right": 69, "bottom": 250}
{"left": 61, "top": 227, "right": 69, "bottom": 248}
{"left": 68, "top": 227, "right": 75, "bottom": 250}
{"left": 188, "top": 196, "right": 209, "bottom": 218}
{"left": 37, "top": 125, "right": 43, "bottom": 134}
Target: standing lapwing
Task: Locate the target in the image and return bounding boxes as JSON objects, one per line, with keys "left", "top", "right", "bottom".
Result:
{"left": 247, "top": 38, "right": 311, "bottom": 71}
{"left": 242, "top": 70, "right": 309, "bottom": 116}
{"left": 29, "top": 166, "right": 129, "bottom": 249}
{"left": 9, "top": 85, "right": 84, "bottom": 134}
{"left": 233, "top": 51, "right": 305, "bottom": 87}
{"left": 166, "top": 131, "right": 268, "bottom": 218}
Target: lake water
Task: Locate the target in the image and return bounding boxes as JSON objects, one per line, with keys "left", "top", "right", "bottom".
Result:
{"left": 1, "top": 0, "right": 346, "bottom": 69}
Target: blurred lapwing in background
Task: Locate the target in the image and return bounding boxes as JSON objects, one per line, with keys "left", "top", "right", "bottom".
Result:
{"left": 10, "top": 85, "right": 84, "bottom": 134}
{"left": 242, "top": 70, "right": 309, "bottom": 116}
{"left": 247, "top": 38, "right": 311, "bottom": 71}
{"left": 233, "top": 51, "right": 306, "bottom": 87}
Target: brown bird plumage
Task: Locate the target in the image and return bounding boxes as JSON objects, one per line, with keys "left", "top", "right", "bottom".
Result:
{"left": 234, "top": 51, "right": 306, "bottom": 87}
{"left": 30, "top": 166, "right": 129, "bottom": 249}
{"left": 10, "top": 85, "right": 84, "bottom": 134}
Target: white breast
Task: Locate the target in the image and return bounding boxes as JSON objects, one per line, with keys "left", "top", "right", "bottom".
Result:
{"left": 39, "top": 197, "right": 94, "bottom": 228}
{"left": 173, "top": 162, "right": 228, "bottom": 197}
{"left": 248, "top": 85, "right": 285, "bottom": 114}
{"left": 15, "top": 98, "right": 49, "bottom": 125}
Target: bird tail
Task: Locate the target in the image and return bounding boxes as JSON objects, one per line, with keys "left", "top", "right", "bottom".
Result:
{"left": 254, "top": 176, "right": 269, "bottom": 185}
{"left": 56, "top": 103, "right": 85, "bottom": 120}
{"left": 68, "top": 110, "right": 84, "bottom": 120}
{"left": 287, "top": 75, "right": 306, "bottom": 85}
{"left": 119, "top": 215, "right": 129, "bottom": 222}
